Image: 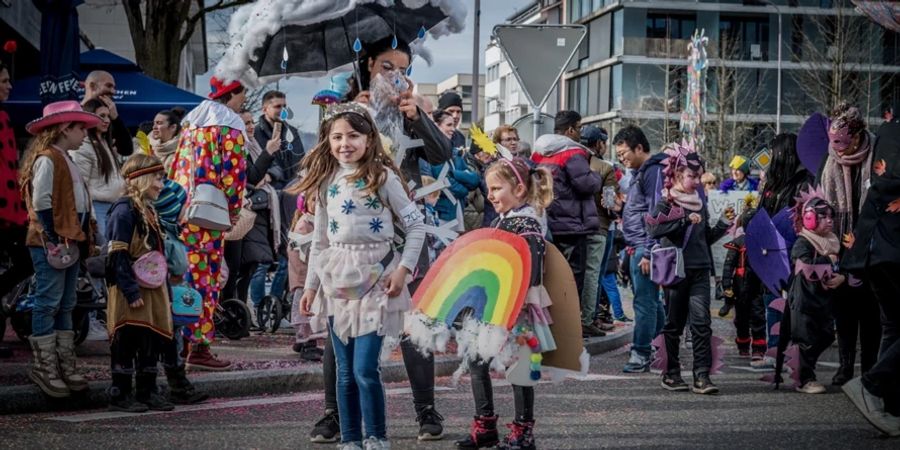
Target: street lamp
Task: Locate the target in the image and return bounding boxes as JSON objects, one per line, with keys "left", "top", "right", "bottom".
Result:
{"left": 762, "top": 0, "right": 783, "bottom": 135}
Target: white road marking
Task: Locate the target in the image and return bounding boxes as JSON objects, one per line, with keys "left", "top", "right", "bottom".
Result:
{"left": 49, "top": 387, "right": 454, "bottom": 423}
{"left": 48, "top": 373, "right": 624, "bottom": 423}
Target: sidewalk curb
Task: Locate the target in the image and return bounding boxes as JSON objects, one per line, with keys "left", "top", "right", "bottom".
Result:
{"left": 0, "top": 327, "right": 631, "bottom": 415}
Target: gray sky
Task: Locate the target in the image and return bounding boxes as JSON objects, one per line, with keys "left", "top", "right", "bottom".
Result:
{"left": 201, "top": 0, "right": 532, "bottom": 133}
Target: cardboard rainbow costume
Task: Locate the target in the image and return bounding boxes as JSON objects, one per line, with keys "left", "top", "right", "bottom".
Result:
{"left": 407, "top": 207, "right": 586, "bottom": 384}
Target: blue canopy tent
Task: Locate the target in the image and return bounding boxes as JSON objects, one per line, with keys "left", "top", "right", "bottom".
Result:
{"left": 6, "top": 49, "right": 205, "bottom": 129}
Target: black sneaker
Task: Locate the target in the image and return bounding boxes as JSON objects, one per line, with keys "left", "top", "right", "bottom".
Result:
{"left": 309, "top": 409, "right": 340, "bottom": 443}
{"left": 108, "top": 395, "right": 149, "bottom": 413}
{"left": 138, "top": 392, "right": 175, "bottom": 411}
{"left": 661, "top": 373, "right": 689, "bottom": 391}
{"left": 581, "top": 324, "right": 607, "bottom": 338}
{"left": 614, "top": 316, "right": 633, "bottom": 324}
{"left": 300, "top": 346, "right": 323, "bottom": 362}
{"left": 417, "top": 405, "right": 444, "bottom": 441}
{"left": 718, "top": 301, "right": 734, "bottom": 318}
{"left": 692, "top": 375, "right": 719, "bottom": 395}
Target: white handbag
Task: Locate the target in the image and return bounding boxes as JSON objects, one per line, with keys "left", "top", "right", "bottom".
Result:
{"left": 184, "top": 130, "right": 233, "bottom": 231}
{"left": 186, "top": 184, "right": 231, "bottom": 231}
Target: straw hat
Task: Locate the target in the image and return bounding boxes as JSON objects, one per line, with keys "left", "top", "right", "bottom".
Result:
{"left": 25, "top": 100, "right": 102, "bottom": 135}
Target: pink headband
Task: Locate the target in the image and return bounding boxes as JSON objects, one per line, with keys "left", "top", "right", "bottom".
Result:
{"left": 500, "top": 159, "right": 525, "bottom": 187}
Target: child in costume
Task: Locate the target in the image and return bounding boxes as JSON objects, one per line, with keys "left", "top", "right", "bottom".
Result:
{"left": 20, "top": 100, "right": 99, "bottom": 398}
{"left": 455, "top": 157, "right": 556, "bottom": 450}
{"left": 155, "top": 178, "right": 208, "bottom": 405}
{"left": 298, "top": 102, "right": 426, "bottom": 450}
{"left": 788, "top": 189, "right": 845, "bottom": 394}
{"left": 105, "top": 154, "right": 173, "bottom": 412}
{"left": 287, "top": 193, "right": 325, "bottom": 362}
{"left": 646, "top": 142, "right": 733, "bottom": 395}
{"left": 721, "top": 200, "right": 767, "bottom": 366}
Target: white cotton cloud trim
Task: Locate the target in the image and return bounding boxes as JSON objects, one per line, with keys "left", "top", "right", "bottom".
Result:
{"left": 215, "top": 0, "right": 467, "bottom": 86}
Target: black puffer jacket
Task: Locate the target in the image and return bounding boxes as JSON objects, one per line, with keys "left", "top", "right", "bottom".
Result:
{"left": 240, "top": 143, "right": 278, "bottom": 266}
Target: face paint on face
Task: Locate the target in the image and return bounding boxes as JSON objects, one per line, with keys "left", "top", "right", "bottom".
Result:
{"left": 828, "top": 124, "right": 852, "bottom": 153}
{"left": 677, "top": 168, "right": 700, "bottom": 194}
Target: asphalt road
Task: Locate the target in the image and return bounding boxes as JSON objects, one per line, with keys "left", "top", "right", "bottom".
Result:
{"left": 0, "top": 314, "right": 894, "bottom": 450}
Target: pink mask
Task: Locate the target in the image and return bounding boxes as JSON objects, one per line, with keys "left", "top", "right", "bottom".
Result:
{"left": 828, "top": 123, "right": 852, "bottom": 152}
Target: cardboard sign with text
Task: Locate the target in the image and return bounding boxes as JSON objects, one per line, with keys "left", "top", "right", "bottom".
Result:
{"left": 706, "top": 190, "right": 755, "bottom": 276}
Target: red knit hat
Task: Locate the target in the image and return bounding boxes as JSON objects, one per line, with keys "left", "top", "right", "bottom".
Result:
{"left": 209, "top": 76, "right": 243, "bottom": 100}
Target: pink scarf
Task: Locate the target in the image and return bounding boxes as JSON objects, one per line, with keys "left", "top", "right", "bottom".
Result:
{"left": 799, "top": 229, "right": 840, "bottom": 258}
{"left": 663, "top": 187, "right": 703, "bottom": 211}
{"left": 820, "top": 132, "right": 873, "bottom": 235}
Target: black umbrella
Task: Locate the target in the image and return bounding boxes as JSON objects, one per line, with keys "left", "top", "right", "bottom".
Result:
{"left": 249, "top": 2, "right": 449, "bottom": 83}
{"left": 33, "top": 0, "right": 83, "bottom": 105}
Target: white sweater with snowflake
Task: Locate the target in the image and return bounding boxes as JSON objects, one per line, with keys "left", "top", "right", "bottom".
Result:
{"left": 305, "top": 163, "right": 425, "bottom": 291}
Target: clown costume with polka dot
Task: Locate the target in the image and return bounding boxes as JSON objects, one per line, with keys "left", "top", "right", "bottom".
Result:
{"left": 169, "top": 77, "right": 248, "bottom": 370}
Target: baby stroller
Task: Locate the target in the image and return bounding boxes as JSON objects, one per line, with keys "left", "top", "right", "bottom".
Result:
{"left": 1, "top": 255, "right": 107, "bottom": 346}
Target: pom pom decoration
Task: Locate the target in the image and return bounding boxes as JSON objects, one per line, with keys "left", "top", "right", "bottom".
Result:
{"left": 3, "top": 40, "right": 16, "bottom": 54}
{"left": 135, "top": 131, "right": 151, "bottom": 155}
{"left": 470, "top": 124, "right": 513, "bottom": 160}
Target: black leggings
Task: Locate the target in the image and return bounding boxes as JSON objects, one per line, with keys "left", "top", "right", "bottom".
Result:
{"left": 111, "top": 326, "right": 164, "bottom": 375}
{"left": 662, "top": 269, "right": 713, "bottom": 377}
{"left": 833, "top": 283, "right": 882, "bottom": 374}
{"left": 223, "top": 240, "right": 258, "bottom": 301}
{"left": 469, "top": 358, "right": 533, "bottom": 421}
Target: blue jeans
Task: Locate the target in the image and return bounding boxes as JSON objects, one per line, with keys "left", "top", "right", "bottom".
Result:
{"left": 93, "top": 200, "right": 113, "bottom": 245}
{"left": 629, "top": 247, "right": 665, "bottom": 357}
{"left": 601, "top": 273, "right": 625, "bottom": 318}
{"left": 29, "top": 246, "right": 80, "bottom": 337}
{"left": 249, "top": 256, "right": 288, "bottom": 307}
{"left": 330, "top": 327, "right": 386, "bottom": 443}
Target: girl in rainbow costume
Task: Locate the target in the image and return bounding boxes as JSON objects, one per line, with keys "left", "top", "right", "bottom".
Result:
{"left": 452, "top": 157, "right": 557, "bottom": 450}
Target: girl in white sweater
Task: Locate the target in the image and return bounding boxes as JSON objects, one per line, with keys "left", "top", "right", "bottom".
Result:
{"left": 299, "top": 102, "right": 425, "bottom": 450}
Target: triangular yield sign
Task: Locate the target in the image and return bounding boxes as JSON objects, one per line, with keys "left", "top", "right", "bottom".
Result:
{"left": 492, "top": 24, "right": 587, "bottom": 110}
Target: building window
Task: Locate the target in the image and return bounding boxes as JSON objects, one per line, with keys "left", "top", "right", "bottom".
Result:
{"left": 611, "top": 64, "right": 622, "bottom": 110}
{"left": 461, "top": 85, "right": 472, "bottom": 99}
{"left": 567, "top": 75, "right": 590, "bottom": 115}
{"left": 487, "top": 64, "right": 500, "bottom": 83}
{"left": 613, "top": 9, "right": 623, "bottom": 56}
{"left": 720, "top": 16, "right": 770, "bottom": 60}
{"left": 645, "top": 13, "right": 697, "bottom": 40}
{"left": 569, "top": 0, "right": 607, "bottom": 22}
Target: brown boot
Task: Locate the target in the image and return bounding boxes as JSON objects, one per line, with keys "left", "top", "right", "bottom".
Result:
{"left": 28, "top": 333, "right": 71, "bottom": 398}
{"left": 56, "top": 330, "right": 89, "bottom": 392}
{"left": 187, "top": 343, "right": 231, "bottom": 371}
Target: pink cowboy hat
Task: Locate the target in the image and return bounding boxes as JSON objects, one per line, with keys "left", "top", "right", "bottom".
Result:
{"left": 25, "top": 100, "right": 103, "bottom": 135}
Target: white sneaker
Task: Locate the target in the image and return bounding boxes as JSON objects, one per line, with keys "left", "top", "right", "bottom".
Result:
{"left": 86, "top": 318, "right": 108, "bottom": 341}
{"left": 795, "top": 381, "right": 826, "bottom": 394}
{"left": 751, "top": 355, "right": 774, "bottom": 369}
{"left": 842, "top": 377, "right": 900, "bottom": 437}
{"left": 363, "top": 437, "right": 390, "bottom": 450}
{"left": 338, "top": 442, "right": 363, "bottom": 450}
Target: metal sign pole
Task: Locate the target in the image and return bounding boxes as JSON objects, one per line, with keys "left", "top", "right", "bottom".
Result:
{"left": 533, "top": 103, "right": 541, "bottom": 143}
